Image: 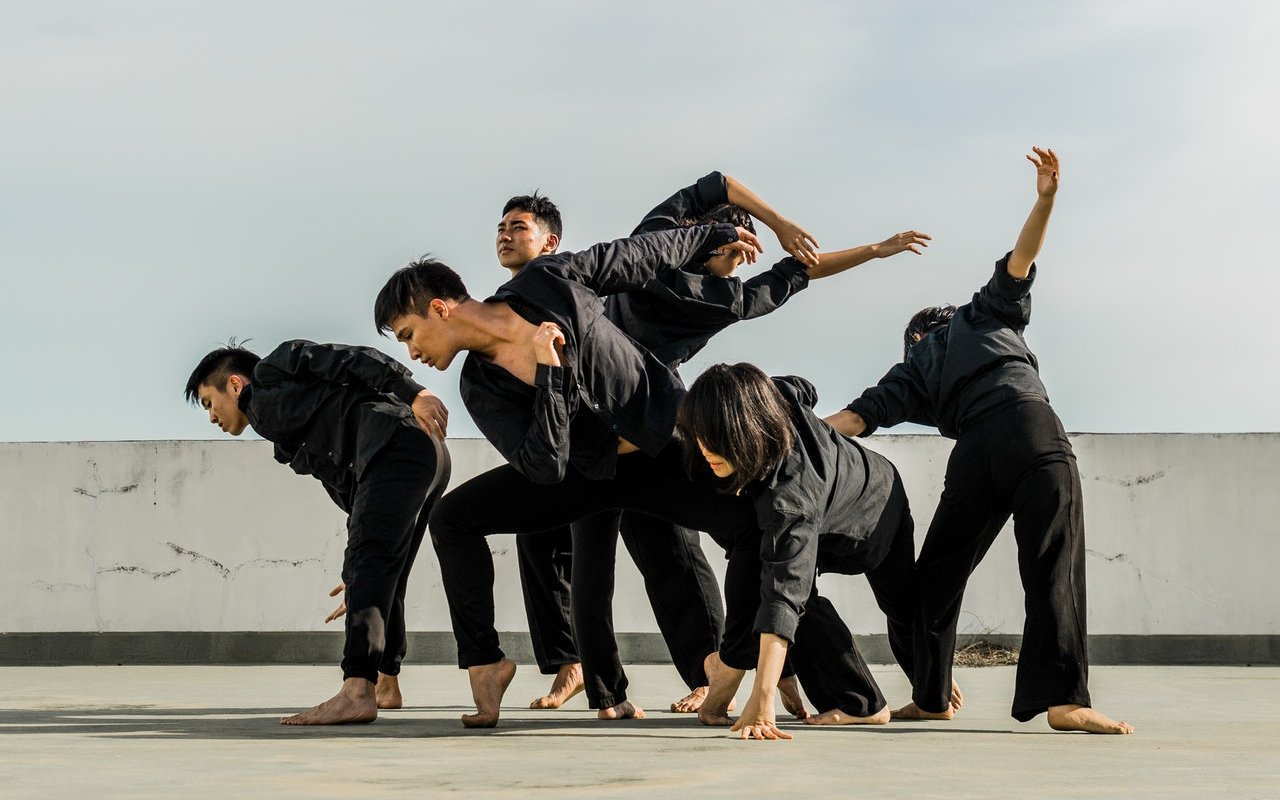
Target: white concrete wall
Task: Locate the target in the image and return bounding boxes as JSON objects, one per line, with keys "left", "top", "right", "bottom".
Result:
{"left": 2, "top": 435, "right": 1277, "bottom": 636}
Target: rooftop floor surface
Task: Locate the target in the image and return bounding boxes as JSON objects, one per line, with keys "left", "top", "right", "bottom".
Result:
{"left": 1, "top": 664, "right": 1276, "bottom": 798}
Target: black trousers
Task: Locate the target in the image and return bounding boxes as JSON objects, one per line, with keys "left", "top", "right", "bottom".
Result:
{"left": 912, "top": 398, "right": 1090, "bottom": 721}
{"left": 719, "top": 472, "right": 918, "bottom": 717}
{"left": 427, "top": 442, "right": 756, "bottom": 706}
{"left": 517, "top": 513, "right": 725, "bottom": 702}
{"left": 515, "top": 527, "right": 578, "bottom": 674}
{"left": 340, "top": 427, "right": 450, "bottom": 683}
{"left": 567, "top": 510, "right": 724, "bottom": 707}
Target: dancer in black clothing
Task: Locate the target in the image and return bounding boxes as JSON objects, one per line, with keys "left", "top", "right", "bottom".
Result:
{"left": 510, "top": 173, "right": 931, "bottom": 715}
{"left": 826, "top": 148, "right": 1133, "bottom": 734}
{"left": 184, "top": 340, "right": 451, "bottom": 725}
{"left": 677, "top": 363, "right": 926, "bottom": 740}
{"left": 374, "top": 224, "right": 770, "bottom": 727}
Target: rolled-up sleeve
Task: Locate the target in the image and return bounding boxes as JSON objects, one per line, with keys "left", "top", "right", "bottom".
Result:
{"left": 754, "top": 511, "right": 818, "bottom": 644}
{"left": 972, "top": 252, "right": 1036, "bottom": 330}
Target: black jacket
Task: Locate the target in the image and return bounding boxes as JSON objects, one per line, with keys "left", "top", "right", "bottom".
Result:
{"left": 747, "top": 376, "right": 898, "bottom": 642}
{"left": 846, "top": 253, "right": 1049, "bottom": 439}
{"left": 604, "top": 171, "right": 811, "bottom": 369}
{"left": 460, "top": 224, "right": 740, "bottom": 484}
{"left": 240, "top": 340, "right": 426, "bottom": 510}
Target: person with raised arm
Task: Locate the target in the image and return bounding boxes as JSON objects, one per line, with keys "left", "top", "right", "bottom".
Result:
{"left": 825, "top": 149, "right": 1134, "bottom": 734}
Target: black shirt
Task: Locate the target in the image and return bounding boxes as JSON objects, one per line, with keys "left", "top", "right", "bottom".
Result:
{"left": 460, "top": 224, "right": 740, "bottom": 484}
{"left": 846, "top": 253, "right": 1049, "bottom": 439}
{"left": 240, "top": 340, "right": 426, "bottom": 510}
{"left": 746, "top": 376, "right": 898, "bottom": 643}
{"left": 605, "top": 171, "right": 811, "bottom": 369}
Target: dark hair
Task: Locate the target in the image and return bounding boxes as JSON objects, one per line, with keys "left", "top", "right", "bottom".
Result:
{"left": 374, "top": 256, "right": 471, "bottom": 335}
{"left": 674, "top": 202, "right": 756, "bottom": 235}
{"left": 502, "top": 191, "right": 563, "bottom": 239}
{"left": 184, "top": 340, "right": 260, "bottom": 405}
{"left": 677, "top": 362, "right": 795, "bottom": 495}
{"left": 904, "top": 305, "right": 956, "bottom": 358}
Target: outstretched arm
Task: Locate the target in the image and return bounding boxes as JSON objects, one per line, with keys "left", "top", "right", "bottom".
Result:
{"left": 257, "top": 340, "right": 447, "bottom": 437}
{"left": 730, "top": 634, "right": 793, "bottom": 741}
{"left": 808, "top": 230, "right": 931, "bottom": 280}
{"left": 543, "top": 224, "right": 760, "bottom": 296}
{"left": 725, "top": 175, "right": 820, "bottom": 269}
{"left": 822, "top": 409, "right": 867, "bottom": 437}
{"left": 1008, "top": 147, "right": 1059, "bottom": 279}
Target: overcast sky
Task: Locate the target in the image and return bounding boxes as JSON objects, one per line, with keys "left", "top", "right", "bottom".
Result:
{"left": 2, "top": 1, "right": 1276, "bottom": 441}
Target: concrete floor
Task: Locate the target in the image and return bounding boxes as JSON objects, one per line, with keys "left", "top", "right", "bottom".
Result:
{"left": 0, "top": 664, "right": 1277, "bottom": 799}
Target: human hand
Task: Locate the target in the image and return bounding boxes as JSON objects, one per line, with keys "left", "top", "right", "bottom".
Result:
{"left": 411, "top": 389, "right": 449, "bottom": 439}
{"left": 729, "top": 688, "right": 792, "bottom": 741}
{"left": 876, "top": 230, "right": 932, "bottom": 257}
{"left": 723, "top": 227, "right": 764, "bottom": 265}
{"left": 1027, "top": 146, "right": 1060, "bottom": 197}
{"left": 324, "top": 582, "right": 347, "bottom": 623}
{"left": 533, "top": 322, "right": 565, "bottom": 368}
{"left": 771, "top": 217, "right": 820, "bottom": 269}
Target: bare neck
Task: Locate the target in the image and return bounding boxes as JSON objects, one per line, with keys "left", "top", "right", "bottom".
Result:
{"left": 455, "top": 298, "right": 527, "bottom": 362}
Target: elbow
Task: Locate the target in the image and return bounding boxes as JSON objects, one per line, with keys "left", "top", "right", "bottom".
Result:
{"left": 522, "top": 457, "right": 568, "bottom": 485}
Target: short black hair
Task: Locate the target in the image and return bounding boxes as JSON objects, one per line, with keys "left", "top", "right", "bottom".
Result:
{"left": 374, "top": 256, "right": 471, "bottom": 335}
{"left": 673, "top": 203, "right": 756, "bottom": 235}
{"left": 904, "top": 305, "right": 956, "bottom": 358}
{"left": 677, "top": 362, "right": 794, "bottom": 495}
{"left": 184, "top": 340, "right": 260, "bottom": 405}
{"left": 502, "top": 191, "right": 563, "bottom": 239}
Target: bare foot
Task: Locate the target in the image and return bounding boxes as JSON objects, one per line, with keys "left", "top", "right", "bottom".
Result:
{"left": 598, "top": 700, "right": 646, "bottom": 720}
{"left": 463, "top": 658, "right": 517, "bottom": 728}
{"left": 805, "top": 705, "right": 891, "bottom": 726}
{"left": 529, "top": 662, "right": 584, "bottom": 709}
{"left": 698, "top": 651, "right": 745, "bottom": 727}
{"left": 777, "top": 675, "right": 809, "bottom": 720}
{"left": 1047, "top": 704, "right": 1134, "bottom": 734}
{"left": 280, "top": 677, "right": 377, "bottom": 725}
{"left": 890, "top": 701, "right": 955, "bottom": 721}
{"left": 670, "top": 686, "right": 708, "bottom": 713}
{"left": 375, "top": 673, "right": 402, "bottom": 710}
{"left": 951, "top": 679, "right": 964, "bottom": 712}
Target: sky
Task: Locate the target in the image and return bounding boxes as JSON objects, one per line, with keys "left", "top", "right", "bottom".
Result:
{"left": 1, "top": 0, "right": 1277, "bottom": 441}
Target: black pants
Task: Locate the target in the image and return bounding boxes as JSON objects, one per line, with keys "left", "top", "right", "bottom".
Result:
{"left": 912, "top": 398, "right": 1090, "bottom": 721}
{"left": 720, "top": 472, "right": 918, "bottom": 717}
{"left": 428, "top": 442, "right": 756, "bottom": 705}
{"left": 515, "top": 527, "right": 578, "bottom": 674}
{"left": 340, "top": 427, "right": 450, "bottom": 683}
{"left": 517, "top": 513, "right": 724, "bottom": 703}
{"left": 568, "top": 510, "right": 724, "bottom": 707}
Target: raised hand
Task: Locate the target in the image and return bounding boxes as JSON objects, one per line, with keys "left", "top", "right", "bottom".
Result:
{"left": 532, "top": 321, "right": 566, "bottom": 368}
{"left": 411, "top": 389, "right": 449, "bottom": 439}
{"left": 770, "top": 217, "right": 820, "bottom": 269}
{"left": 1027, "top": 146, "right": 1060, "bottom": 197}
{"left": 876, "top": 230, "right": 932, "bottom": 257}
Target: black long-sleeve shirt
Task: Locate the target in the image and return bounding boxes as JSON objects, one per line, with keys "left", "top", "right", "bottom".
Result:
{"left": 846, "top": 254, "right": 1049, "bottom": 439}
{"left": 460, "top": 224, "right": 740, "bottom": 484}
{"left": 239, "top": 339, "right": 426, "bottom": 510}
{"left": 745, "top": 376, "right": 897, "bottom": 643}
{"left": 604, "top": 171, "right": 811, "bottom": 368}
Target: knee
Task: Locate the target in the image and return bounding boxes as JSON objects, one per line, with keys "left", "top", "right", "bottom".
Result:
{"left": 426, "top": 492, "right": 466, "bottom": 542}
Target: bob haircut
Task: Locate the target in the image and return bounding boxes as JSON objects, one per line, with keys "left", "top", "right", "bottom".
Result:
{"left": 677, "top": 362, "right": 794, "bottom": 495}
